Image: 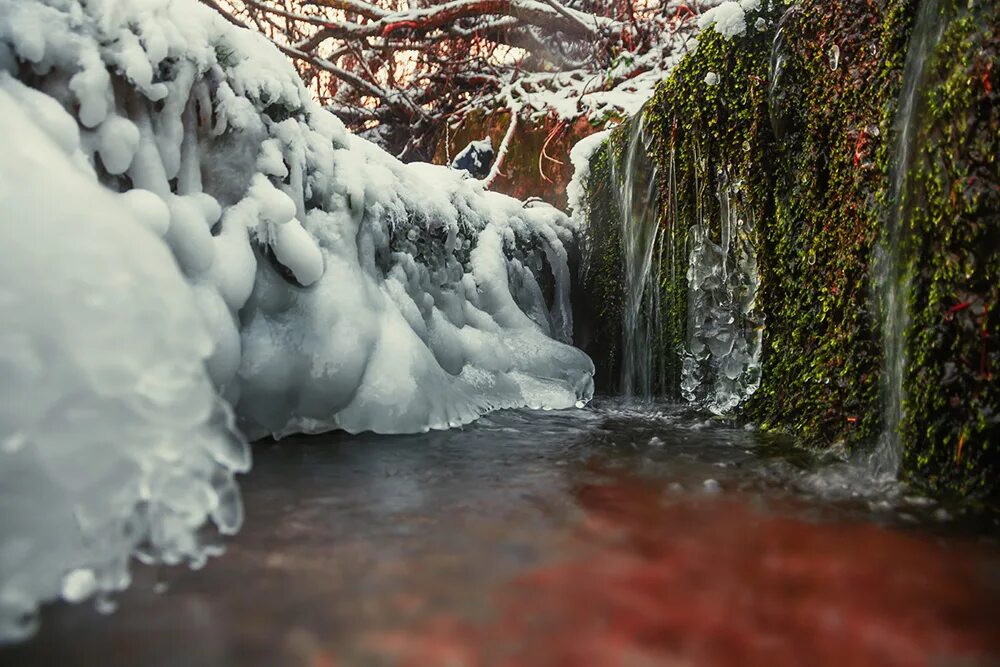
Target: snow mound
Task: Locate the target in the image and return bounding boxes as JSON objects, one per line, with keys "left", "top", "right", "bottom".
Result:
{"left": 0, "top": 0, "right": 593, "bottom": 433}
{"left": 0, "top": 0, "right": 593, "bottom": 640}
{"left": 0, "top": 85, "right": 248, "bottom": 643}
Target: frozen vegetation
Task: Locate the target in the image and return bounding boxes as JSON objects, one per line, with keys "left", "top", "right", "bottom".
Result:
{"left": 0, "top": 0, "right": 593, "bottom": 641}
{"left": 680, "top": 174, "right": 763, "bottom": 415}
{"left": 568, "top": 0, "right": 770, "bottom": 408}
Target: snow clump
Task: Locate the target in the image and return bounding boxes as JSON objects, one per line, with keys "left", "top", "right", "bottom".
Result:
{"left": 697, "top": 0, "right": 764, "bottom": 39}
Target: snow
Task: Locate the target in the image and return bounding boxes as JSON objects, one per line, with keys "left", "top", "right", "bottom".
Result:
{"left": 567, "top": 129, "right": 612, "bottom": 226}
{"left": 441, "top": 1, "right": 719, "bottom": 139}
{"left": 0, "top": 0, "right": 594, "bottom": 639}
{"left": 697, "top": 0, "right": 764, "bottom": 39}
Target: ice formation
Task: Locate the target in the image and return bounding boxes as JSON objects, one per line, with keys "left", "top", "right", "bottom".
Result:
{"left": 0, "top": 85, "right": 249, "bottom": 642}
{"left": 680, "top": 173, "right": 763, "bottom": 415}
{"left": 0, "top": 0, "right": 593, "bottom": 641}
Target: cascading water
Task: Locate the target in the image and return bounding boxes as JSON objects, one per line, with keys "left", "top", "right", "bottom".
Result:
{"left": 871, "top": 0, "right": 950, "bottom": 476}
{"left": 611, "top": 110, "right": 664, "bottom": 399}
{"left": 680, "top": 163, "right": 763, "bottom": 416}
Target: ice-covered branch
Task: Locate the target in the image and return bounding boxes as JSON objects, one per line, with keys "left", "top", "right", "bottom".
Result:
{"left": 481, "top": 102, "right": 520, "bottom": 188}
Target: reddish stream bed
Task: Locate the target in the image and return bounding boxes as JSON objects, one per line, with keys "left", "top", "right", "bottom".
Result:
{"left": 4, "top": 401, "right": 999, "bottom": 666}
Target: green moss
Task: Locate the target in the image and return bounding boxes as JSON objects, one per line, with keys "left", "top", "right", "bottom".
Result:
{"left": 577, "top": 0, "right": 1000, "bottom": 498}
{"left": 900, "top": 2, "right": 1000, "bottom": 498}
{"left": 744, "top": 0, "right": 913, "bottom": 451}
{"left": 576, "top": 12, "right": 777, "bottom": 394}
{"left": 573, "top": 139, "right": 626, "bottom": 387}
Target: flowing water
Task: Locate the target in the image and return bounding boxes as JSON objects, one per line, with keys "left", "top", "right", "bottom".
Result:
{"left": 872, "top": 0, "right": 950, "bottom": 475}
{"left": 612, "top": 115, "right": 763, "bottom": 411}
{"left": 612, "top": 111, "right": 663, "bottom": 399}
{"left": 5, "top": 401, "right": 999, "bottom": 666}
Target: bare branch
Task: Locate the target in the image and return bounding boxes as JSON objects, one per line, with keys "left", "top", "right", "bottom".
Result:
{"left": 537, "top": 0, "right": 598, "bottom": 36}
{"left": 301, "top": 0, "right": 387, "bottom": 20}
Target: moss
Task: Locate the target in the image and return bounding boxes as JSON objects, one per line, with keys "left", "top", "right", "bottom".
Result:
{"left": 572, "top": 139, "right": 626, "bottom": 388}
{"left": 900, "top": 2, "right": 1000, "bottom": 498}
{"left": 577, "top": 0, "right": 1000, "bottom": 498}
{"left": 577, "top": 5, "right": 778, "bottom": 395}
{"left": 744, "top": 0, "right": 913, "bottom": 451}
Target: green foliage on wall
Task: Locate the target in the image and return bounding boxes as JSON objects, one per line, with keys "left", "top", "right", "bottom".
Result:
{"left": 576, "top": 0, "right": 1000, "bottom": 498}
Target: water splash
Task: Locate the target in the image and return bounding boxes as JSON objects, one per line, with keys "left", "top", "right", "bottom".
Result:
{"left": 681, "top": 165, "right": 763, "bottom": 415}
{"left": 611, "top": 110, "right": 663, "bottom": 399}
{"left": 871, "top": 0, "right": 949, "bottom": 476}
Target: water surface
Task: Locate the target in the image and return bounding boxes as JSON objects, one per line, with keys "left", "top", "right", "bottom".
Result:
{"left": 5, "top": 400, "right": 1000, "bottom": 666}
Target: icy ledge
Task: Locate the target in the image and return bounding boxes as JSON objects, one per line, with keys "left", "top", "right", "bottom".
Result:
{"left": 0, "top": 0, "right": 593, "bottom": 641}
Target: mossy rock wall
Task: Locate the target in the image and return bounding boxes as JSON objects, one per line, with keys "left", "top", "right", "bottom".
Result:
{"left": 576, "top": 10, "right": 776, "bottom": 396}
{"left": 902, "top": 3, "right": 1000, "bottom": 496}
{"left": 576, "top": 0, "right": 1000, "bottom": 498}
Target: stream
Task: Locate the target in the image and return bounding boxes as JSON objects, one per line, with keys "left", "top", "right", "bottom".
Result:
{"left": 4, "top": 400, "right": 999, "bottom": 666}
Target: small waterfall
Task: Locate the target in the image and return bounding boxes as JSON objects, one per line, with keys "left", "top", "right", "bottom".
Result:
{"left": 872, "top": 0, "right": 949, "bottom": 475}
{"left": 681, "top": 163, "right": 763, "bottom": 415}
{"left": 612, "top": 110, "right": 663, "bottom": 399}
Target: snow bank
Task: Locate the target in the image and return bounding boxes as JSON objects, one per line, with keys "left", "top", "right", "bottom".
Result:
{"left": 567, "top": 129, "right": 612, "bottom": 226}
{"left": 0, "top": 0, "right": 593, "bottom": 640}
{"left": 0, "top": 84, "right": 248, "bottom": 642}
{"left": 0, "top": 0, "right": 593, "bottom": 430}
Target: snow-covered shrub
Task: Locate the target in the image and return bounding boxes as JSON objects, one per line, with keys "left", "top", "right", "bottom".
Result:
{"left": 0, "top": 0, "right": 594, "bottom": 640}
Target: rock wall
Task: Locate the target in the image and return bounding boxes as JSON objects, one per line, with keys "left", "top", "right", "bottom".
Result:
{"left": 575, "top": 0, "right": 999, "bottom": 498}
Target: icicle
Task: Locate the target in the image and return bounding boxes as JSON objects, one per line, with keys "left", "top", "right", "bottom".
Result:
{"left": 177, "top": 97, "right": 202, "bottom": 195}
{"left": 153, "top": 60, "right": 196, "bottom": 180}
{"left": 681, "top": 170, "right": 762, "bottom": 415}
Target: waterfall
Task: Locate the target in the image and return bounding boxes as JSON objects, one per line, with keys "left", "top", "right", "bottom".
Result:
{"left": 680, "top": 163, "right": 763, "bottom": 416}
{"left": 871, "top": 0, "right": 949, "bottom": 476}
{"left": 608, "top": 109, "right": 762, "bottom": 409}
{"left": 612, "top": 110, "right": 663, "bottom": 399}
